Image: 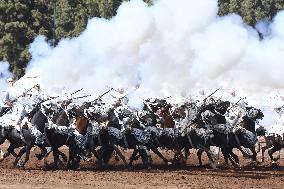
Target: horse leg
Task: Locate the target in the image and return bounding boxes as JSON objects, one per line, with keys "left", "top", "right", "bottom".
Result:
{"left": 261, "top": 145, "right": 269, "bottom": 162}
{"left": 229, "top": 150, "right": 240, "bottom": 165}
{"left": 67, "top": 147, "right": 78, "bottom": 170}
{"left": 112, "top": 144, "right": 128, "bottom": 166}
{"left": 0, "top": 147, "right": 4, "bottom": 161}
{"left": 35, "top": 146, "right": 47, "bottom": 160}
{"left": 197, "top": 149, "right": 203, "bottom": 166}
{"left": 58, "top": 149, "right": 68, "bottom": 162}
{"left": 205, "top": 151, "right": 217, "bottom": 169}
{"left": 40, "top": 147, "right": 52, "bottom": 168}
{"left": 256, "top": 141, "right": 261, "bottom": 153}
{"left": 248, "top": 146, "right": 257, "bottom": 162}
{"left": 268, "top": 146, "right": 281, "bottom": 164}
{"left": 175, "top": 148, "right": 186, "bottom": 165}
{"left": 221, "top": 148, "right": 230, "bottom": 168}
{"left": 184, "top": 147, "right": 190, "bottom": 160}
{"left": 236, "top": 146, "right": 251, "bottom": 159}
{"left": 197, "top": 145, "right": 217, "bottom": 169}
{"left": 12, "top": 146, "right": 27, "bottom": 167}
{"left": 129, "top": 149, "right": 139, "bottom": 167}
{"left": 52, "top": 148, "right": 60, "bottom": 170}
{"left": 0, "top": 144, "right": 17, "bottom": 162}
{"left": 148, "top": 143, "right": 170, "bottom": 165}
{"left": 138, "top": 146, "right": 151, "bottom": 169}
{"left": 17, "top": 144, "right": 33, "bottom": 168}
{"left": 101, "top": 145, "right": 115, "bottom": 165}
{"left": 227, "top": 148, "right": 240, "bottom": 168}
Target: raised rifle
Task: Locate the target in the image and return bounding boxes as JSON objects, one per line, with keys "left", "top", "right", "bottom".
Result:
{"left": 9, "top": 84, "right": 39, "bottom": 104}
{"left": 94, "top": 88, "right": 114, "bottom": 101}
{"left": 202, "top": 88, "right": 220, "bottom": 103}
{"left": 70, "top": 88, "right": 83, "bottom": 97}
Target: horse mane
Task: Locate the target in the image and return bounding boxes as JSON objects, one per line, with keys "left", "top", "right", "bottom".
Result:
{"left": 242, "top": 115, "right": 256, "bottom": 133}
{"left": 107, "top": 109, "right": 121, "bottom": 130}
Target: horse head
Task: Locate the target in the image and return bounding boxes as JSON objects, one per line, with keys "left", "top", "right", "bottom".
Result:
{"left": 40, "top": 100, "right": 62, "bottom": 122}
{"left": 256, "top": 126, "right": 267, "bottom": 136}
{"left": 241, "top": 107, "right": 263, "bottom": 133}
{"left": 74, "top": 116, "right": 89, "bottom": 134}
{"left": 214, "top": 100, "right": 230, "bottom": 115}
{"left": 171, "top": 104, "right": 187, "bottom": 119}
{"left": 246, "top": 107, "right": 264, "bottom": 121}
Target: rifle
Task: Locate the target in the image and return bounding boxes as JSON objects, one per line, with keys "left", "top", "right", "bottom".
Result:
{"left": 202, "top": 88, "right": 220, "bottom": 103}
{"left": 94, "top": 88, "right": 114, "bottom": 101}
{"left": 70, "top": 88, "right": 83, "bottom": 96}
{"left": 163, "top": 96, "right": 171, "bottom": 100}
{"left": 10, "top": 84, "right": 39, "bottom": 104}
{"left": 72, "top": 94, "right": 92, "bottom": 100}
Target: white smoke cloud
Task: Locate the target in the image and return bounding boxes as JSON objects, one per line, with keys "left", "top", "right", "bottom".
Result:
{"left": 24, "top": 0, "right": 284, "bottom": 129}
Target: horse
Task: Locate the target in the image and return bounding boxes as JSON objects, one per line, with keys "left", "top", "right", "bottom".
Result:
{"left": 7, "top": 101, "right": 70, "bottom": 168}
{"left": 198, "top": 104, "right": 264, "bottom": 168}
{"left": 101, "top": 105, "right": 170, "bottom": 169}
{"left": 40, "top": 100, "right": 88, "bottom": 169}
{"left": 171, "top": 101, "right": 217, "bottom": 168}
{"left": 256, "top": 126, "right": 283, "bottom": 164}
{"left": 0, "top": 102, "right": 68, "bottom": 168}
{"left": 0, "top": 125, "right": 26, "bottom": 166}
{"left": 145, "top": 99, "right": 189, "bottom": 163}
{"left": 76, "top": 101, "right": 129, "bottom": 167}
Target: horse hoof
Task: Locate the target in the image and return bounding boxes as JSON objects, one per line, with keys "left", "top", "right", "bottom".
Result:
{"left": 84, "top": 157, "right": 92, "bottom": 162}
{"left": 16, "top": 163, "right": 25, "bottom": 168}
{"left": 114, "top": 155, "right": 120, "bottom": 161}
{"left": 210, "top": 165, "right": 217, "bottom": 170}
{"left": 127, "top": 165, "right": 133, "bottom": 170}
{"left": 62, "top": 156, "right": 68, "bottom": 162}
{"left": 235, "top": 163, "right": 241, "bottom": 168}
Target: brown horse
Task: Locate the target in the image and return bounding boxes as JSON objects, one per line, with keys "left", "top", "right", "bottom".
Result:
{"left": 154, "top": 103, "right": 187, "bottom": 164}
{"left": 74, "top": 116, "right": 89, "bottom": 134}
{"left": 157, "top": 107, "right": 175, "bottom": 128}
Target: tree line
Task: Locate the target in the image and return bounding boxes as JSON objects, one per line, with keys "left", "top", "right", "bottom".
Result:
{"left": 0, "top": 0, "right": 283, "bottom": 79}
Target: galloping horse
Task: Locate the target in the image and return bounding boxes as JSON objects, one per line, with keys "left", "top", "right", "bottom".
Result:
{"left": 256, "top": 126, "right": 284, "bottom": 164}
{"left": 198, "top": 104, "right": 264, "bottom": 168}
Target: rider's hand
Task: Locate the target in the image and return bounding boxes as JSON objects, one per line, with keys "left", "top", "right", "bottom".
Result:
{"left": 4, "top": 101, "right": 13, "bottom": 107}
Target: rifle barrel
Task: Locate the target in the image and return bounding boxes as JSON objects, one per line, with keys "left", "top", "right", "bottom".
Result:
{"left": 203, "top": 88, "right": 220, "bottom": 102}
{"left": 95, "top": 88, "right": 114, "bottom": 101}
{"left": 71, "top": 88, "right": 83, "bottom": 95}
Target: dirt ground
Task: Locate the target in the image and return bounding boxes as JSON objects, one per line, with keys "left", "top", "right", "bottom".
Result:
{"left": 0, "top": 143, "right": 283, "bottom": 189}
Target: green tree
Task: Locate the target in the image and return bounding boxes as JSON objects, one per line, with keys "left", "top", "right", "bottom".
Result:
{"left": 0, "top": 0, "right": 53, "bottom": 79}
{"left": 218, "top": 0, "right": 284, "bottom": 26}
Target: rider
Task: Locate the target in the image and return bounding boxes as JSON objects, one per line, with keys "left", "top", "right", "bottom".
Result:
{"left": 2, "top": 78, "right": 17, "bottom": 107}
{"left": 0, "top": 78, "right": 24, "bottom": 130}
{"left": 0, "top": 78, "right": 16, "bottom": 116}
{"left": 113, "top": 87, "right": 129, "bottom": 107}
{"left": 20, "top": 84, "right": 44, "bottom": 128}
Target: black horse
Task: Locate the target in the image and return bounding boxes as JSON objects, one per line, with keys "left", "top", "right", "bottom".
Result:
{"left": 41, "top": 101, "right": 90, "bottom": 169}
{"left": 256, "top": 126, "right": 284, "bottom": 164}
{"left": 0, "top": 102, "right": 69, "bottom": 168}
{"left": 198, "top": 104, "right": 264, "bottom": 168}
{"left": 99, "top": 105, "right": 170, "bottom": 169}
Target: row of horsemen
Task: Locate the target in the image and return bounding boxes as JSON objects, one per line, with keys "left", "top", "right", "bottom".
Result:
{"left": 0, "top": 78, "right": 282, "bottom": 170}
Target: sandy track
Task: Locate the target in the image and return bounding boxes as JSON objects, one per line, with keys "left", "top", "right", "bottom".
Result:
{"left": 0, "top": 145, "right": 283, "bottom": 189}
